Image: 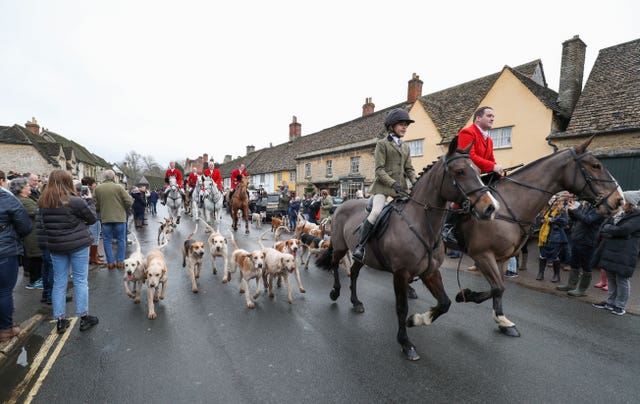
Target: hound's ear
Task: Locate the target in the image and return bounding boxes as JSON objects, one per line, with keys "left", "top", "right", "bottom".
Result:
{"left": 143, "top": 269, "right": 148, "bottom": 280}
{"left": 136, "top": 259, "right": 142, "bottom": 268}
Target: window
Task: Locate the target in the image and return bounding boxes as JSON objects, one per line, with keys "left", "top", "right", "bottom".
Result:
{"left": 260, "top": 174, "right": 265, "bottom": 184}
{"left": 305, "top": 163, "right": 311, "bottom": 178}
{"left": 277, "top": 172, "right": 282, "bottom": 182}
{"left": 326, "top": 160, "right": 333, "bottom": 177}
{"left": 350, "top": 157, "right": 360, "bottom": 174}
{"left": 490, "top": 126, "right": 512, "bottom": 149}
{"left": 406, "top": 139, "right": 423, "bottom": 157}
{"left": 289, "top": 170, "right": 296, "bottom": 182}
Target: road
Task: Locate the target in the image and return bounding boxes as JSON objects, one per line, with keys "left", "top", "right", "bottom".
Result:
{"left": 2, "top": 206, "right": 640, "bottom": 404}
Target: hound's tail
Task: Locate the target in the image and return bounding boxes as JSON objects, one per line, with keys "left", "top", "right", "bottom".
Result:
{"left": 258, "top": 230, "right": 270, "bottom": 250}
{"left": 157, "top": 238, "right": 170, "bottom": 251}
{"left": 130, "top": 232, "right": 141, "bottom": 255}
{"left": 187, "top": 223, "right": 199, "bottom": 240}
{"left": 198, "top": 217, "right": 215, "bottom": 234}
{"left": 274, "top": 226, "right": 289, "bottom": 241}
{"left": 228, "top": 228, "right": 239, "bottom": 251}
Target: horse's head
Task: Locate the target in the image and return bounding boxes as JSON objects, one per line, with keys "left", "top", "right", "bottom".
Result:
{"left": 440, "top": 137, "right": 499, "bottom": 220}
{"left": 566, "top": 136, "right": 623, "bottom": 215}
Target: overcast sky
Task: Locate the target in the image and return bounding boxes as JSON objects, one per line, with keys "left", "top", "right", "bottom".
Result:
{"left": 1, "top": 0, "right": 638, "bottom": 167}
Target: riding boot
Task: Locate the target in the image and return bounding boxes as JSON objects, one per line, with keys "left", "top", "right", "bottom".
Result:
{"left": 568, "top": 272, "right": 592, "bottom": 297}
{"left": 442, "top": 211, "right": 460, "bottom": 249}
{"left": 557, "top": 268, "right": 580, "bottom": 291}
{"left": 352, "top": 220, "right": 374, "bottom": 263}
{"left": 518, "top": 252, "right": 528, "bottom": 271}
{"left": 551, "top": 261, "right": 561, "bottom": 283}
{"left": 536, "top": 258, "right": 546, "bottom": 280}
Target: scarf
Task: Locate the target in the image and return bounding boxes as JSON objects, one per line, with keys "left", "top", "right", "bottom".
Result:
{"left": 538, "top": 208, "right": 559, "bottom": 246}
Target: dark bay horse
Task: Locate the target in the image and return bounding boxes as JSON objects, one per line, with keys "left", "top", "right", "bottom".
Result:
{"left": 229, "top": 176, "right": 250, "bottom": 234}
{"left": 452, "top": 136, "right": 623, "bottom": 337}
{"left": 316, "top": 138, "right": 499, "bottom": 360}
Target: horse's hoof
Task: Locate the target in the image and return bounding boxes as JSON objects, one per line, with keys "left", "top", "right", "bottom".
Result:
{"left": 402, "top": 346, "right": 420, "bottom": 361}
{"left": 329, "top": 289, "right": 340, "bottom": 301}
{"left": 407, "top": 287, "right": 418, "bottom": 300}
{"left": 245, "top": 230, "right": 250, "bottom": 235}
{"left": 499, "top": 326, "right": 521, "bottom": 337}
{"left": 406, "top": 314, "right": 416, "bottom": 327}
{"left": 455, "top": 288, "right": 471, "bottom": 303}
{"left": 352, "top": 304, "right": 364, "bottom": 313}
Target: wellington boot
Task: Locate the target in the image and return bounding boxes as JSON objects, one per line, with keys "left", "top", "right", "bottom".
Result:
{"left": 568, "top": 272, "right": 592, "bottom": 297}
{"left": 594, "top": 268, "right": 608, "bottom": 288}
{"left": 518, "top": 252, "right": 528, "bottom": 271}
{"left": 557, "top": 268, "right": 580, "bottom": 291}
{"left": 536, "top": 258, "right": 546, "bottom": 280}
{"left": 551, "top": 261, "right": 561, "bottom": 283}
{"left": 89, "top": 245, "right": 105, "bottom": 265}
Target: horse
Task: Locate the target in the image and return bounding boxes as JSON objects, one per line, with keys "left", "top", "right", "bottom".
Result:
{"left": 165, "top": 176, "right": 183, "bottom": 225}
{"left": 200, "top": 177, "right": 224, "bottom": 232}
{"left": 229, "top": 175, "right": 250, "bottom": 234}
{"left": 315, "top": 137, "right": 499, "bottom": 361}
{"left": 183, "top": 182, "right": 192, "bottom": 216}
{"left": 450, "top": 136, "right": 623, "bottom": 337}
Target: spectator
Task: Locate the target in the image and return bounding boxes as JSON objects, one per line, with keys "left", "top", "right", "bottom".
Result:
{"left": 148, "top": 189, "right": 159, "bottom": 216}
{"left": 277, "top": 186, "right": 291, "bottom": 219}
{"left": 130, "top": 186, "right": 146, "bottom": 228}
{"left": 0, "top": 170, "right": 32, "bottom": 343}
{"left": 504, "top": 256, "right": 518, "bottom": 278}
{"left": 591, "top": 191, "right": 640, "bottom": 316}
{"left": 302, "top": 193, "right": 313, "bottom": 221}
{"left": 308, "top": 194, "right": 321, "bottom": 225}
{"left": 37, "top": 169, "right": 99, "bottom": 334}
{"left": 94, "top": 170, "right": 133, "bottom": 270}
{"left": 288, "top": 191, "right": 301, "bottom": 230}
{"left": 10, "top": 177, "right": 43, "bottom": 290}
{"left": 536, "top": 198, "right": 569, "bottom": 282}
{"left": 319, "top": 189, "right": 333, "bottom": 222}
{"left": 354, "top": 190, "right": 364, "bottom": 199}
{"left": 82, "top": 176, "right": 104, "bottom": 266}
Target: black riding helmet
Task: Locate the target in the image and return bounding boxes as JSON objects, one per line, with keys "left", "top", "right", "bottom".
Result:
{"left": 384, "top": 108, "right": 414, "bottom": 128}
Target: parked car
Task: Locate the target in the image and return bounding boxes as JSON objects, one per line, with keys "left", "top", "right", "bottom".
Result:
{"left": 264, "top": 193, "right": 280, "bottom": 221}
{"left": 330, "top": 197, "right": 344, "bottom": 214}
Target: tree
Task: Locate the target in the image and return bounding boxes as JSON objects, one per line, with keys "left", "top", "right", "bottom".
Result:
{"left": 120, "top": 151, "right": 143, "bottom": 184}
{"left": 142, "top": 155, "right": 163, "bottom": 175}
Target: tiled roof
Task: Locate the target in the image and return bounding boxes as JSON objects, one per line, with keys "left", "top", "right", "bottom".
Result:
{"left": 508, "top": 67, "right": 565, "bottom": 116}
{"left": 551, "top": 38, "right": 640, "bottom": 138}
{"left": 221, "top": 103, "right": 412, "bottom": 176}
{"left": 43, "top": 130, "right": 109, "bottom": 166}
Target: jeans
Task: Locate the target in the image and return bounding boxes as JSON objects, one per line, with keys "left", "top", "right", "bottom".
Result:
{"left": 506, "top": 256, "right": 517, "bottom": 274}
{"left": 51, "top": 248, "right": 90, "bottom": 319}
{"left": 102, "top": 222, "right": 126, "bottom": 264}
{"left": 0, "top": 256, "right": 19, "bottom": 329}
{"left": 41, "top": 249, "right": 53, "bottom": 301}
{"left": 150, "top": 202, "right": 157, "bottom": 216}
{"left": 88, "top": 220, "right": 101, "bottom": 246}
{"left": 606, "top": 271, "right": 631, "bottom": 310}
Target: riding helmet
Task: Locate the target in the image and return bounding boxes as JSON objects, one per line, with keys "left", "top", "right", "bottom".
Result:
{"left": 384, "top": 108, "right": 414, "bottom": 128}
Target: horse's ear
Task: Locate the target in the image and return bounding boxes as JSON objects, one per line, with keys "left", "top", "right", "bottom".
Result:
{"left": 447, "top": 136, "right": 459, "bottom": 157}
{"left": 460, "top": 139, "right": 473, "bottom": 154}
{"left": 575, "top": 135, "right": 595, "bottom": 155}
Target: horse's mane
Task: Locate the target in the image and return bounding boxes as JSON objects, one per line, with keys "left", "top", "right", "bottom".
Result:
{"left": 504, "top": 148, "right": 572, "bottom": 178}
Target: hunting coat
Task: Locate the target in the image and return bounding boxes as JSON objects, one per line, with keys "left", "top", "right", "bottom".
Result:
{"left": 369, "top": 135, "right": 417, "bottom": 197}
{"left": 457, "top": 124, "right": 496, "bottom": 174}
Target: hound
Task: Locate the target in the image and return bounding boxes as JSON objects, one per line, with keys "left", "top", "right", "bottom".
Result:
{"left": 271, "top": 216, "right": 284, "bottom": 232}
{"left": 251, "top": 212, "right": 263, "bottom": 229}
{"left": 259, "top": 230, "right": 305, "bottom": 295}
{"left": 157, "top": 217, "right": 176, "bottom": 245}
{"left": 202, "top": 221, "right": 229, "bottom": 278}
{"left": 123, "top": 233, "right": 145, "bottom": 303}
{"left": 182, "top": 224, "right": 205, "bottom": 293}
{"left": 144, "top": 240, "right": 169, "bottom": 319}
{"left": 226, "top": 230, "right": 265, "bottom": 309}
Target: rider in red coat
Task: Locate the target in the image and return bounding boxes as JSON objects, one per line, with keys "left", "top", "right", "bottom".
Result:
{"left": 228, "top": 162, "right": 249, "bottom": 203}
{"left": 162, "top": 161, "right": 184, "bottom": 205}
{"left": 210, "top": 162, "right": 223, "bottom": 192}
{"left": 186, "top": 166, "right": 199, "bottom": 203}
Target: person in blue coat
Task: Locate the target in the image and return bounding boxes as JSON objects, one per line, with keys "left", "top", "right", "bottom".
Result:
{"left": 0, "top": 170, "right": 32, "bottom": 342}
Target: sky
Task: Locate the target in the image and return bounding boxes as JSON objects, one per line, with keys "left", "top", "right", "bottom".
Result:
{"left": 1, "top": 0, "right": 638, "bottom": 168}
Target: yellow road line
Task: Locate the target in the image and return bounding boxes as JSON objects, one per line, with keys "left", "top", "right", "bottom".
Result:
{"left": 17, "top": 317, "right": 78, "bottom": 404}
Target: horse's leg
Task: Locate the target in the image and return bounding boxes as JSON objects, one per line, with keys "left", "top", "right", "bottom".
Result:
{"left": 244, "top": 206, "right": 250, "bottom": 234}
{"left": 393, "top": 271, "right": 419, "bottom": 361}
{"left": 348, "top": 260, "right": 365, "bottom": 313}
{"left": 329, "top": 250, "right": 346, "bottom": 301}
{"left": 407, "top": 270, "right": 451, "bottom": 327}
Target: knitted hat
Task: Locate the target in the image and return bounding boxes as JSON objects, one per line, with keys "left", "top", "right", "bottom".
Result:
{"left": 623, "top": 191, "right": 640, "bottom": 206}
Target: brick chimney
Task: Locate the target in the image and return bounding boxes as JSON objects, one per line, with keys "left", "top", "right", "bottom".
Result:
{"left": 223, "top": 154, "right": 232, "bottom": 163}
{"left": 362, "top": 97, "right": 375, "bottom": 116}
{"left": 557, "top": 35, "right": 586, "bottom": 115}
{"left": 25, "top": 117, "right": 40, "bottom": 135}
{"left": 203, "top": 153, "right": 208, "bottom": 164}
{"left": 246, "top": 145, "right": 255, "bottom": 155}
{"left": 289, "top": 116, "right": 301, "bottom": 142}
{"left": 407, "top": 73, "right": 423, "bottom": 103}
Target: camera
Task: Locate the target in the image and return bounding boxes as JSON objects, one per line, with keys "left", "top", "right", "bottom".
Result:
{"left": 81, "top": 185, "right": 89, "bottom": 196}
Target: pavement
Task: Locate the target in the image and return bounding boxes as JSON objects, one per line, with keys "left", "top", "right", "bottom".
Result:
{"left": 1, "top": 237, "right": 638, "bottom": 370}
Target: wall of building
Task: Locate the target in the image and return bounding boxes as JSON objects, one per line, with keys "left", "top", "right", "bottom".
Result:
{"left": 0, "top": 144, "right": 56, "bottom": 176}
{"left": 406, "top": 101, "right": 450, "bottom": 169}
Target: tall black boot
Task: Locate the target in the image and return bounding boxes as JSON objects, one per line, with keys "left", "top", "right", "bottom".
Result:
{"left": 352, "top": 221, "right": 374, "bottom": 263}
{"left": 551, "top": 261, "right": 561, "bottom": 283}
{"left": 536, "top": 258, "right": 546, "bottom": 280}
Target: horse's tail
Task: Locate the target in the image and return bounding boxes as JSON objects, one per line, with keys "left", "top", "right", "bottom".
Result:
{"left": 258, "top": 230, "right": 270, "bottom": 250}
{"left": 315, "top": 245, "right": 334, "bottom": 271}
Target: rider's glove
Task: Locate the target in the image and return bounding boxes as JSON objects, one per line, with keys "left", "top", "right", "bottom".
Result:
{"left": 391, "top": 183, "right": 404, "bottom": 194}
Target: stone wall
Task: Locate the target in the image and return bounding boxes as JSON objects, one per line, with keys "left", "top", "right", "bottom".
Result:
{"left": 0, "top": 144, "right": 55, "bottom": 176}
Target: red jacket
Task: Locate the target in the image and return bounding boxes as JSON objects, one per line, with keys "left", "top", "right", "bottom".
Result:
{"left": 165, "top": 168, "right": 183, "bottom": 188}
{"left": 187, "top": 172, "right": 199, "bottom": 188}
{"left": 231, "top": 168, "right": 248, "bottom": 189}
{"left": 211, "top": 169, "right": 223, "bottom": 191}
{"left": 457, "top": 124, "right": 496, "bottom": 174}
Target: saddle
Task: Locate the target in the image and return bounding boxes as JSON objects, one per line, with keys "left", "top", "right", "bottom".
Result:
{"left": 365, "top": 197, "right": 405, "bottom": 239}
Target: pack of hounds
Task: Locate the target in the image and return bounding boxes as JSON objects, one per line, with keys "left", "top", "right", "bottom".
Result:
{"left": 122, "top": 213, "right": 344, "bottom": 319}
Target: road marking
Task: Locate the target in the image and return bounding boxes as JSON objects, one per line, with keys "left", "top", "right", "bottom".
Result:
{"left": 6, "top": 317, "right": 78, "bottom": 404}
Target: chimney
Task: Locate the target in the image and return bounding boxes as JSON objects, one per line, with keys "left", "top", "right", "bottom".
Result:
{"left": 558, "top": 35, "right": 586, "bottom": 115}
{"left": 362, "top": 97, "right": 375, "bottom": 116}
{"left": 203, "top": 153, "right": 208, "bottom": 164}
{"left": 25, "top": 117, "right": 40, "bottom": 135}
{"left": 289, "top": 115, "right": 301, "bottom": 142}
{"left": 246, "top": 145, "right": 255, "bottom": 155}
{"left": 407, "top": 73, "right": 423, "bottom": 103}
{"left": 223, "top": 154, "right": 232, "bottom": 163}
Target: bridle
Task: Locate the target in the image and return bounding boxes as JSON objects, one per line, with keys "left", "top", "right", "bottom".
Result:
{"left": 569, "top": 149, "right": 619, "bottom": 210}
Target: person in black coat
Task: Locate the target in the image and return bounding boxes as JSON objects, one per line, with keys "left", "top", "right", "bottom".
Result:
{"left": 592, "top": 191, "right": 640, "bottom": 316}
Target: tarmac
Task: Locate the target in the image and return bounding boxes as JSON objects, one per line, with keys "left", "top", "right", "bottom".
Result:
{"left": 1, "top": 237, "right": 638, "bottom": 370}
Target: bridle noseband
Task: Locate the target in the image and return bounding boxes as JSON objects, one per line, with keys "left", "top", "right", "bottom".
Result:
{"left": 570, "top": 148, "right": 619, "bottom": 210}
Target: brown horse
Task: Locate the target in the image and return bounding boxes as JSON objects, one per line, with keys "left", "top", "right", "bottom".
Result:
{"left": 229, "top": 175, "right": 250, "bottom": 234}
{"left": 451, "top": 136, "right": 623, "bottom": 337}
{"left": 316, "top": 137, "right": 499, "bottom": 360}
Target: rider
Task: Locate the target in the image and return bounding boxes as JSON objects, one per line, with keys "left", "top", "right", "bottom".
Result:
{"left": 228, "top": 162, "right": 249, "bottom": 201}
{"left": 187, "top": 166, "right": 199, "bottom": 203}
{"left": 352, "top": 108, "right": 417, "bottom": 263}
{"left": 442, "top": 106, "right": 503, "bottom": 252}
{"left": 161, "top": 161, "right": 184, "bottom": 205}
{"left": 209, "top": 160, "right": 224, "bottom": 192}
